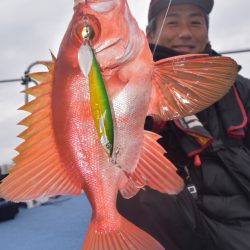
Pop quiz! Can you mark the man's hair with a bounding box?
[148,0,214,22]
[146,18,157,36]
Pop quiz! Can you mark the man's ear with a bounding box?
[146,28,155,43]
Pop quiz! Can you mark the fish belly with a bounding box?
[52,68,121,220]
[112,77,152,172]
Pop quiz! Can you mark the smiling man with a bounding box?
[117,1,250,250]
[148,3,209,54]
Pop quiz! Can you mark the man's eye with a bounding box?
[191,21,201,25]
[167,21,178,25]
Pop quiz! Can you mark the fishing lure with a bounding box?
[78,22,114,157]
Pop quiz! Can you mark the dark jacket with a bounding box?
[117,45,250,250]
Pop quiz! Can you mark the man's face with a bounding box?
[148,4,209,54]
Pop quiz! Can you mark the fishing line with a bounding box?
[152,0,173,56]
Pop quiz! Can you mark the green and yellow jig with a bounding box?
[78,43,114,157]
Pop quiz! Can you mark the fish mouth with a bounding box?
[74,14,122,52]
[83,14,123,53]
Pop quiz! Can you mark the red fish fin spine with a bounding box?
[120,130,184,198]
[0,57,82,202]
[82,215,164,250]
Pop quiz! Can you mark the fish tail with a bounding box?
[82,214,164,250]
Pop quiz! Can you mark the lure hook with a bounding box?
[111,146,121,165]
[82,15,90,43]
[81,15,95,44]
[123,170,147,190]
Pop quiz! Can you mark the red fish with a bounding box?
[0,1,237,249]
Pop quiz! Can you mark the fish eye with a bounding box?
[72,15,101,46]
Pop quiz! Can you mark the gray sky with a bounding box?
[0,0,249,164]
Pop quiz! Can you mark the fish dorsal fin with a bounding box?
[149,54,238,120]
[0,58,82,202]
[120,130,183,199]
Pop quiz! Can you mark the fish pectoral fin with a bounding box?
[0,57,82,202]
[149,54,238,120]
[122,130,184,196]
[83,214,164,250]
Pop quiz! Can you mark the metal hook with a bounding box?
[110,146,121,165]
[81,15,95,44]
[82,15,90,43]
[123,170,147,190]
[131,175,147,190]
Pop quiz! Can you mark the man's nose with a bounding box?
[178,24,193,39]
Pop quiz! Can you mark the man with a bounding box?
[117,1,250,249]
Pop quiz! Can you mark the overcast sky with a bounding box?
[0,0,249,164]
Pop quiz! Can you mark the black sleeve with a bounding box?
[144,116,154,131]
[236,75,250,149]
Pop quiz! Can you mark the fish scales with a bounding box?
[0,1,238,249]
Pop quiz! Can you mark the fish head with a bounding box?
[71,0,145,69]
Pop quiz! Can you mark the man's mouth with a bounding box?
[172,45,195,53]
